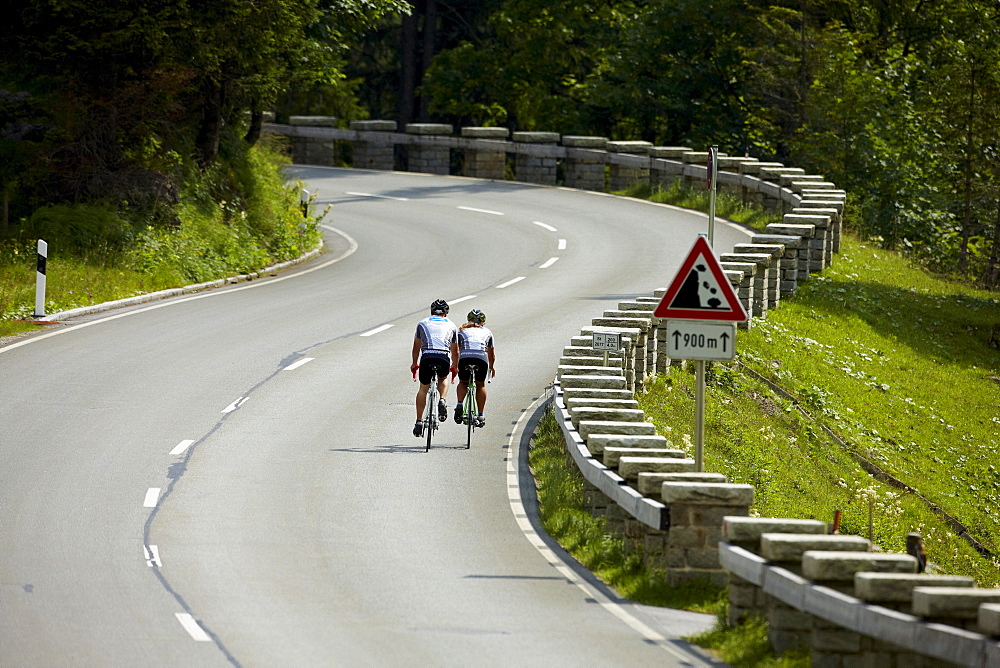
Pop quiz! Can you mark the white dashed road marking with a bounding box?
[175,613,212,642]
[346,191,409,201]
[169,439,195,456]
[558,238,567,250]
[449,295,477,305]
[539,257,559,269]
[144,544,162,568]
[283,357,315,371]
[222,397,248,413]
[496,277,526,289]
[458,206,504,216]
[360,324,394,337]
[532,221,557,232]
[143,488,161,508]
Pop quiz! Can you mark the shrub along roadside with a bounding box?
[0,139,321,338]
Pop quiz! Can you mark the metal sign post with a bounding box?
[707,145,718,246]
[695,146,720,470]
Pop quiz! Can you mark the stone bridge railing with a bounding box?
[270,115,1000,664]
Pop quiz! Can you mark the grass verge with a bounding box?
[637,234,1000,584]
[0,139,322,338]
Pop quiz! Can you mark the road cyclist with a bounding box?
[411,299,459,440]
[453,309,495,432]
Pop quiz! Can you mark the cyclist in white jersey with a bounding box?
[410,299,459,438]
[453,309,495,427]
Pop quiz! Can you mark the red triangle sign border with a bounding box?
[653,236,748,322]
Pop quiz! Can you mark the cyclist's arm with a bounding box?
[488,347,496,376]
[449,339,460,374]
[411,338,422,374]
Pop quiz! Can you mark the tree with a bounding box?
[0,0,406,229]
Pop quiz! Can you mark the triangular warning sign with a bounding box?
[654,236,748,322]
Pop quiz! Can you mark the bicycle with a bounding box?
[457,362,488,450]
[419,368,440,452]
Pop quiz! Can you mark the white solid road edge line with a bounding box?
[539,257,559,269]
[143,488,161,508]
[496,277,526,289]
[505,397,696,662]
[532,221,557,232]
[360,324,394,337]
[283,357,315,371]
[175,613,212,642]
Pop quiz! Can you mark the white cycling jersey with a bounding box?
[458,325,494,363]
[415,316,458,359]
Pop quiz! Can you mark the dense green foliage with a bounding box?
[0,0,405,240]
[342,0,1000,287]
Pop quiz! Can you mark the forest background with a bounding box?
[1,0,998,288]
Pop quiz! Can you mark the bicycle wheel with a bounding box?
[464,365,476,449]
[425,376,437,452]
[465,392,474,449]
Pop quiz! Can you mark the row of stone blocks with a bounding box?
[557,318,755,586]
[720,516,1000,666]
[275,117,848,220]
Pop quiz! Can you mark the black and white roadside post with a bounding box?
[654,234,748,472]
[300,188,311,218]
[34,239,47,318]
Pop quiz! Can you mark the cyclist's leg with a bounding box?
[472,360,488,426]
[415,383,429,421]
[454,360,470,422]
[415,359,438,436]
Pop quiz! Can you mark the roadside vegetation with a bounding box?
[0,140,321,338]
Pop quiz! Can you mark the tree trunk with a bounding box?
[1,187,8,237]
[984,198,1000,288]
[419,0,437,121]
[196,80,224,167]
[957,65,977,273]
[399,3,420,127]
[245,102,263,146]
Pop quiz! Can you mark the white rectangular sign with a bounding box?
[592,331,621,352]
[666,320,736,361]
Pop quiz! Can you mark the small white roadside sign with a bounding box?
[666,320,736,361]
[592,331,621,352]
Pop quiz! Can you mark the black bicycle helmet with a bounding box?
[431,299,449,315]
[467,309,486,324]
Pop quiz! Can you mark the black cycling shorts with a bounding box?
[418,353,450,385]
[458,358,489,383]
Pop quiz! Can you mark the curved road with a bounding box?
[0,168,751,666]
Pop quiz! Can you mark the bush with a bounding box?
[25,203,134,254]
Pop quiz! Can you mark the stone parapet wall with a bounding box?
[264,123,847,248]
[719,521,1000,666]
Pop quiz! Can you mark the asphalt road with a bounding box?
[0,168,752,666]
